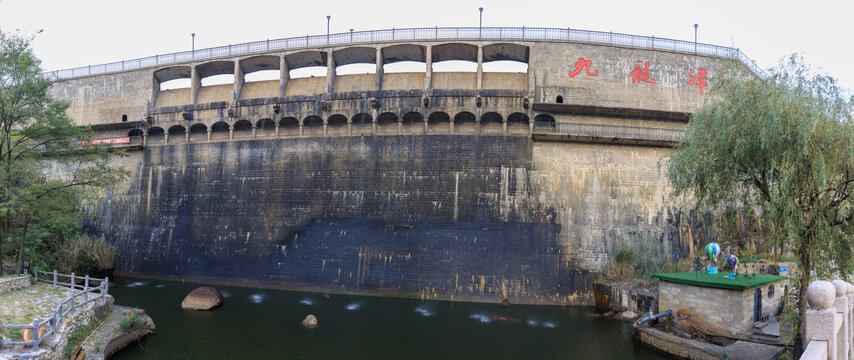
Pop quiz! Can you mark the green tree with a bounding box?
[667,55,854,353]
[0,30,126,274]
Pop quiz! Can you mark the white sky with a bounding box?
[0,0,852,92]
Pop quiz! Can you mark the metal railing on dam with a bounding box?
[48,26,764,80]
[535,122,685,143]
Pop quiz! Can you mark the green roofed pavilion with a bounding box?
[651,271,787,290]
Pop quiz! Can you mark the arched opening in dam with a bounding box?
[210,121,230,141]
[427,112,451,134]
[327,114,349,136]
[256,118,276,137]
[167,125,186,144]
[351,113,373,135]
[189,123,208,142]
[279,117,300,137]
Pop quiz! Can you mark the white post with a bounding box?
[52,270,57,286]
[806,281,840,360]
[84,275,90,291]
[833,281,850,360]
[70,272,75,290]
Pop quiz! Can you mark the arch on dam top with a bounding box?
[401,112,424,134]
[327,114,349,135]
[507,112,531,134]
[480,112,503,134]
[533,114,556,132]
[197,60,235,86]
[482,43,529,63]
[482,43,529,73]
[333,47,377,75]
[427,112,451,134]
[241,55,280,83]
[303,115,324,136]
[210,121,231,140]
[382,44,427,73]
[147,126,165,145]
[376,112,399,135]
[189,123,208,142]
[454,111,477,134]
[256,118,276,137]
[432,43,478,73]
[154,66,192,90]
[279,117,300,137]
[286,51,328,78]
[168,125,187,143]
[233,120,253,139]
[432,43,478,63]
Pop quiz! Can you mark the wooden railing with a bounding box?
[0,269,109,351]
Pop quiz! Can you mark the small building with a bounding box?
[652,271,788,337]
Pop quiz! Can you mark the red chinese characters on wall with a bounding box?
[630,61,656,84]
[568,58,598,77]
[566,57,709,95]
[687,68,708,95]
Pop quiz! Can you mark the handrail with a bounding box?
[46,26,765,80]
[0,268,108,352]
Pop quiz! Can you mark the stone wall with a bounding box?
[0,276,31,295]
[658,279,785,337]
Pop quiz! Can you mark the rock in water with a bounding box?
[302,314,318,329]
[501,299,511,308]
[181,287,223,310]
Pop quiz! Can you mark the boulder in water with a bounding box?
[181,287,223,310]
[302,314,318,329]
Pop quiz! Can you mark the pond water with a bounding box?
[110,278,666,359]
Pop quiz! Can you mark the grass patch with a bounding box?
[62,313,107,359]
[119,311,143,332]
[7,328,23,341]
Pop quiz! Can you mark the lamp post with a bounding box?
[327,15,331,44]
[479,7,484,38]
[191,33,195,59]
[693,24,698,53]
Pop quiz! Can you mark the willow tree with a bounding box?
[667,55,854,351]
[0,31,125,274]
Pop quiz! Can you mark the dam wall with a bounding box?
[55,27,751,304]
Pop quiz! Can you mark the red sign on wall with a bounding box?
[79,137,130,146]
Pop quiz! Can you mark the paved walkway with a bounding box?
[0,282,70,326]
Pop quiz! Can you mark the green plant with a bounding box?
[57,234,117,272]
[62,313,106,359]
[7,328,23,341]
[119,312,143,332]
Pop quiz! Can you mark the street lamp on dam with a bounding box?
[479,7,484,38]
[191,33,195,59]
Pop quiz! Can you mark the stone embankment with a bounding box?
[0,277,31,295]
[0,276,154,360]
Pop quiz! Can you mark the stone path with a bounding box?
[0,282,71,329]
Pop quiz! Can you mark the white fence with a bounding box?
[800,280,854,360]
[0,269,108,351]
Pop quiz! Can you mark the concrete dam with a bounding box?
[51,27,759,305]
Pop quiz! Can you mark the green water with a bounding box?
[110,278,666,359]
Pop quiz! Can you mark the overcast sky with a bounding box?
[1,0,851,92]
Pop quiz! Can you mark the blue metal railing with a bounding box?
[46,26,764,80]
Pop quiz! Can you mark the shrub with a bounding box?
[119,312,143,332]
[58,234,117,272]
